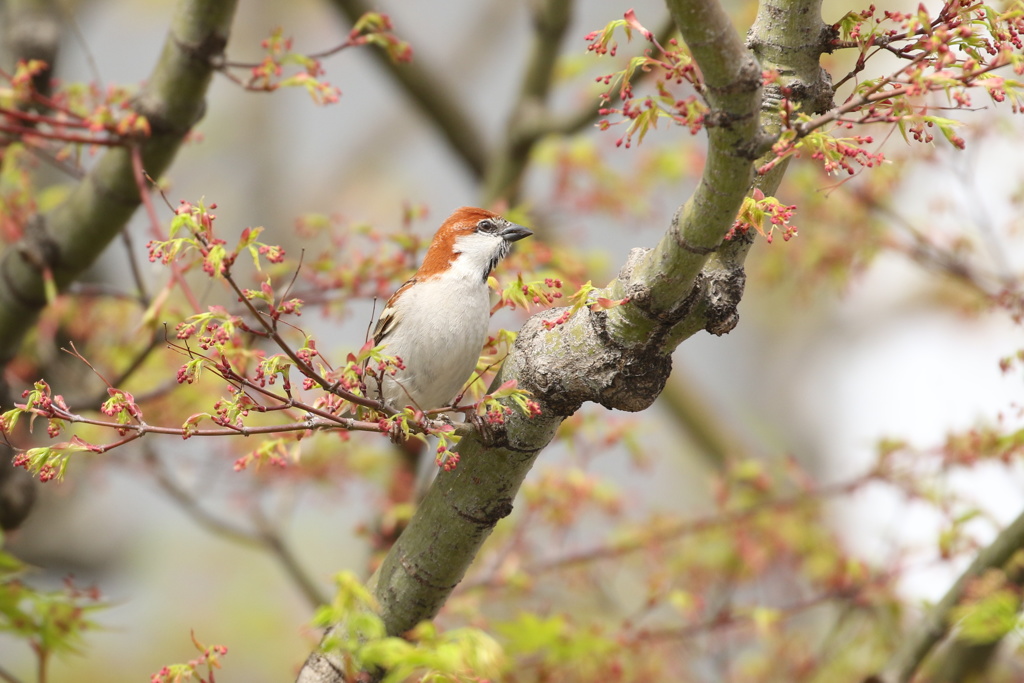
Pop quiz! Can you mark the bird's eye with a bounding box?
[477,219,496,233]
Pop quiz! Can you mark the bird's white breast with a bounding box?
[378,269,491,411]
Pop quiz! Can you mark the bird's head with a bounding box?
[417,207,533,282]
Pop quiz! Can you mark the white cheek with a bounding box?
[449,233,505,280]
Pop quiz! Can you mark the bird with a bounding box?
[369,207,533,414]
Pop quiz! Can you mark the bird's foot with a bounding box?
[387,419,407,444]
[468,411,500,447]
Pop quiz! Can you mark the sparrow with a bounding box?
[370,207,532,413]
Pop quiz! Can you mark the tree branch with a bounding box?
[0,0,238,368]
[598,0,770,348]
[656,372,744,469]
[326,0,488,180]
[481,0,574,205]
[681,0,833,349]
[870,507,1024,683]
[480,9,682,207]
[458,471,875,590]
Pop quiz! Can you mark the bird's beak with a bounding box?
[501,223,533,242]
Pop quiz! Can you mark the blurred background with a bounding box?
[2,0,1023,680]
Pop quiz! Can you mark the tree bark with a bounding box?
[0,0,238,368]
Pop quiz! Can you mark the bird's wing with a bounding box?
[372,278,416,344]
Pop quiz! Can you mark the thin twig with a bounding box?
[19,138,86,179]
[57,0,104,89]
[118,159,152,307]
[797,55,1009,139]
[0,105,97,129]
[120,229,150,307]
[132,150,202,314]
[0,122,121,146]
[212,250,385,413]
[221,37,358,69]
[144,447,259,545]
[33,402,378,439]
[62,337,171,428]
[102,334,163,396]
[871,201,1012,299]
[535,14,677,139]
[830,0,983,57]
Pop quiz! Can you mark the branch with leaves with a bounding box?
[765,0,1024,174]
[1,194,547,479]
[0,0,238,369]
[214,14,411,105]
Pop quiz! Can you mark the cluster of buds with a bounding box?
[525,277,564,306]
[727,189,799,244]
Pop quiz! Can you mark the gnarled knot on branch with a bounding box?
[507,304,672,418]
[507,245,745,419]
